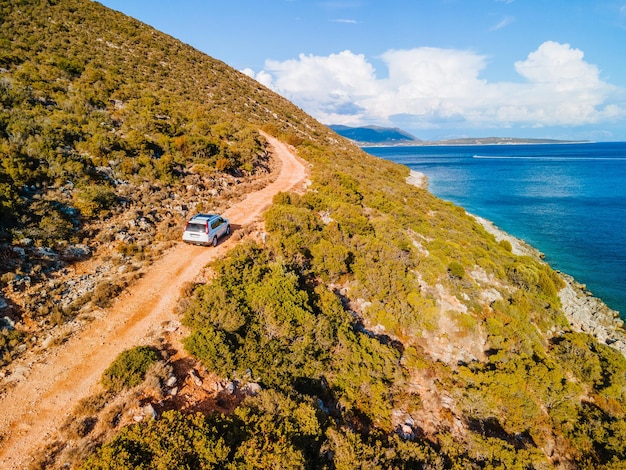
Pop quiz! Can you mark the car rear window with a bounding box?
[186,222,206,233]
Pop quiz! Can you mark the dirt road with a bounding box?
[0,135,307,469]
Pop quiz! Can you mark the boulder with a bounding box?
[1,316,15,330]
[62,244,91,260]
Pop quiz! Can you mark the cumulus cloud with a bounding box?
[248,51,378,125]
[245,41,624,130]
[509,41,621,125]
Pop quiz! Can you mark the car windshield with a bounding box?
[186,222,206,233]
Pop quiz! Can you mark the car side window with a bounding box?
[211,218,223,230]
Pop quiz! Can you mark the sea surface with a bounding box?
[365,142,626,317]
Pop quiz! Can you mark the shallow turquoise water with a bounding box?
[366,142,626,317]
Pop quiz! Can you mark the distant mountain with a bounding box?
[329,125,420,144]
[330,126,586,146]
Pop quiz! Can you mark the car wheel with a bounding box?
[226,224,231,235]
[212,236,218,247]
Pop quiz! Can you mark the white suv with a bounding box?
[182,213,230,246]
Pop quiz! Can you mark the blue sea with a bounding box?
[366,142,626,317]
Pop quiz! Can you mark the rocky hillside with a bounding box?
[2,1,626,469]
[0,0,327,363]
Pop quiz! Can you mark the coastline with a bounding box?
[475,216,626,355]
[362,139,591,148]
[406,172,626,356]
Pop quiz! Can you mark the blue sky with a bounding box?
[97,0,626,141]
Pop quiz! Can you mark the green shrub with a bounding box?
[38,212,74,243]
[83,410,230,469]
[448,261,465,279]
[56,56,85,76]
[73,185,117,218]
[311,239,351,281]
[506,257,563,302]
[324,428,442,470]
[499,239,513,252]
[183,326,235,377]
[231,390,322,466]
[328,328,401,430]
[101,346,159,392]
[0,327,24,366]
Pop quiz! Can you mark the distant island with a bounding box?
[329,125,588,146]
[328,125,421,145]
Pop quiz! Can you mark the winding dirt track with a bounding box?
[0,135,307,469]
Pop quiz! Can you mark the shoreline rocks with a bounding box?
[558,271,626,354]
[472,215,626,355]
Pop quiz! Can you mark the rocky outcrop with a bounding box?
[406,170,428,190]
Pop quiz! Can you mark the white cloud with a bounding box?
[490,15,515,31]
[245,41,625,130]
[247,51,379,125]
[243,68,274,88]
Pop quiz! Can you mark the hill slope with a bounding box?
[2,1,626,468]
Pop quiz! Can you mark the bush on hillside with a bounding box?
[101,346,159,392]
[448,261,465,279]
[499,239,513,252]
